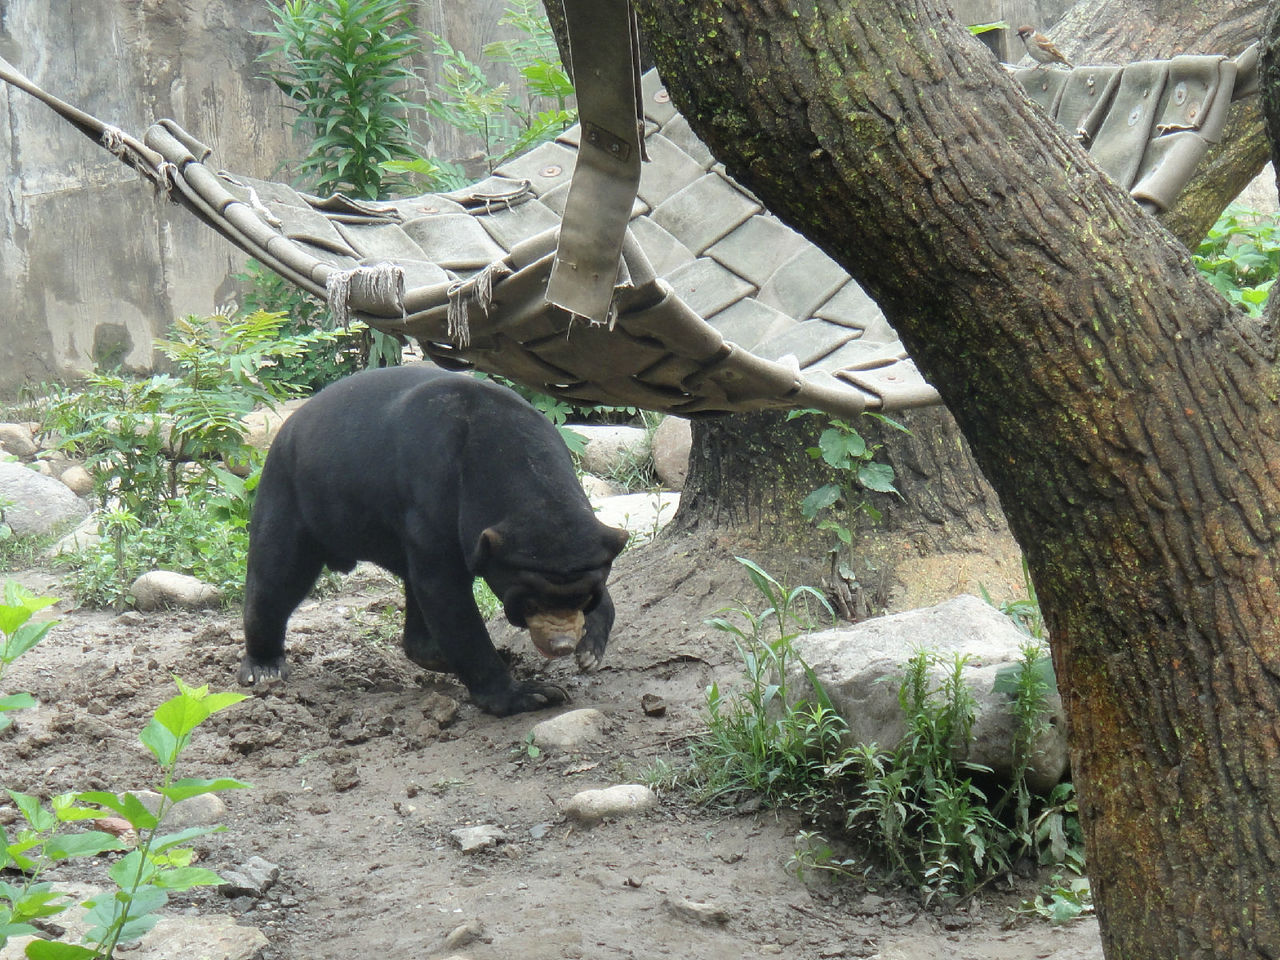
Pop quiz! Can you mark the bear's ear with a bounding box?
[602,524,629,558]
[470,526,504,573]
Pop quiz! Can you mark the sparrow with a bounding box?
[1017,26,1072,69]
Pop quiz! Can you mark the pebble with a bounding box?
[451,824,507,853]
[562,784,657,824]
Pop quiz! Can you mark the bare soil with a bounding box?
[2,531,1103,959]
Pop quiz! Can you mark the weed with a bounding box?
[1008,869,1093,925]
[980,556,1045,640]
[690,560,1083,904]
[1193,203,1280,316]
[1,679,249,956]
[0,583,250,955]
[785,409,908,612]
[0,581,58,733]
[693,559,842,814]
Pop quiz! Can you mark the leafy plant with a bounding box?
[1193,202,1280,316]
[693,559,843,814]
[258,0,425,201]
[0,678,249,957]
[233,260,365,393]
[424,0,575,185]
[981,556,1046,640]
[786,409,908,601]
[0,581,58,733]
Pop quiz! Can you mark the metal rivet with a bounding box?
[1087,75,1096,87]
[540,164,563,177]
[1174,82,1188,104]
[1128,105,1143,126]
[419,205,438,214]
[654,88,670,104]
[1188,104,1199,119]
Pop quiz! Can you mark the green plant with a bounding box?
[692,558,843,813]
[424,0,575,185]
[0,678,249,957]
[0,581,58,733]
[981,556,1046,640]
[785,409,908,593]
[1193,202,1280,316]
[65,492,251,609]
[258,0,425,201]
[689,562,1080,903]
[1009,868,1093,925]
[233,260,365,393]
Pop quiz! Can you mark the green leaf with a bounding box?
[44,831,125,860]
[161,777,252,804]
[0,693,36,712]
[857,461,898,495]
[800,484,841,520]
[152,865,226,890]
[23,942,101,959]
[149,825,224,854]
[992,655,1057,696]
[8,792,54,833]
[139,717,182,767]
[74,791,159,832]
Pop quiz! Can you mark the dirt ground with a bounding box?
[2,530,1104,960]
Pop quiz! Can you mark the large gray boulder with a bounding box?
[789,594,1068,792]
[0,460,89,536]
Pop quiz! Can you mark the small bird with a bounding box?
[1017,25,1072,69]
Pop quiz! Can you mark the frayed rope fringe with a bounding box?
[325,262,405,329]
[446,262,504,348]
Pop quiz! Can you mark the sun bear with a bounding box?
[238,365,629,716]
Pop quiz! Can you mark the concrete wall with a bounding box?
[953,0,1073,64]
[0,0,297,392]
[0,0,516,396]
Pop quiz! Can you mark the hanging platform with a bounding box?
[0,35,1258,419]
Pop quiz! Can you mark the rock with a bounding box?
[563,784,657,824]
[133,789,228,829]
[650,416,691,490]
[443,919,485,949]
[789,594,1068,792]
[580,474,620,499]
[590,492,680,541]
[0,461,90,536]
[640,693,666,717]
[218,855,281,898]
[666,896,731,925]
[130,571,221,611]
[48,515,101,557]
[451,824,507,853]
[133,914,269,959]
[58,464,94,497]
[530,708,607,752]
[0,423,38,459]
[241,398,307,451]
[573,424,650,477]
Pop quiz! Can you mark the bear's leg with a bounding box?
[574,586,616,672]
[402,586,450,672]
[239,519,326,684]
[407,560,568,716]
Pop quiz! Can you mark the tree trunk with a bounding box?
[633,0,1280,957]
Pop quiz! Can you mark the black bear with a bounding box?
[238,365,629,716]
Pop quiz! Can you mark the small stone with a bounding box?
[130,570,221,611]
[444,920,485,949]
[133,789,227,829]
[58,465,93,497]
[666,896,730,925]
[451,824,507,853]
[331,764,360,792]
[530,708,607,752]
[640,693,666,717]
[562,784,657,824]
[0,423,38,459]
[218,856,281,898]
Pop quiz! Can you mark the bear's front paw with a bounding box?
[238,655,291,685]
[471,679,568,716]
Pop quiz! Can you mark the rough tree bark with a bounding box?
[631,0,1280,957]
